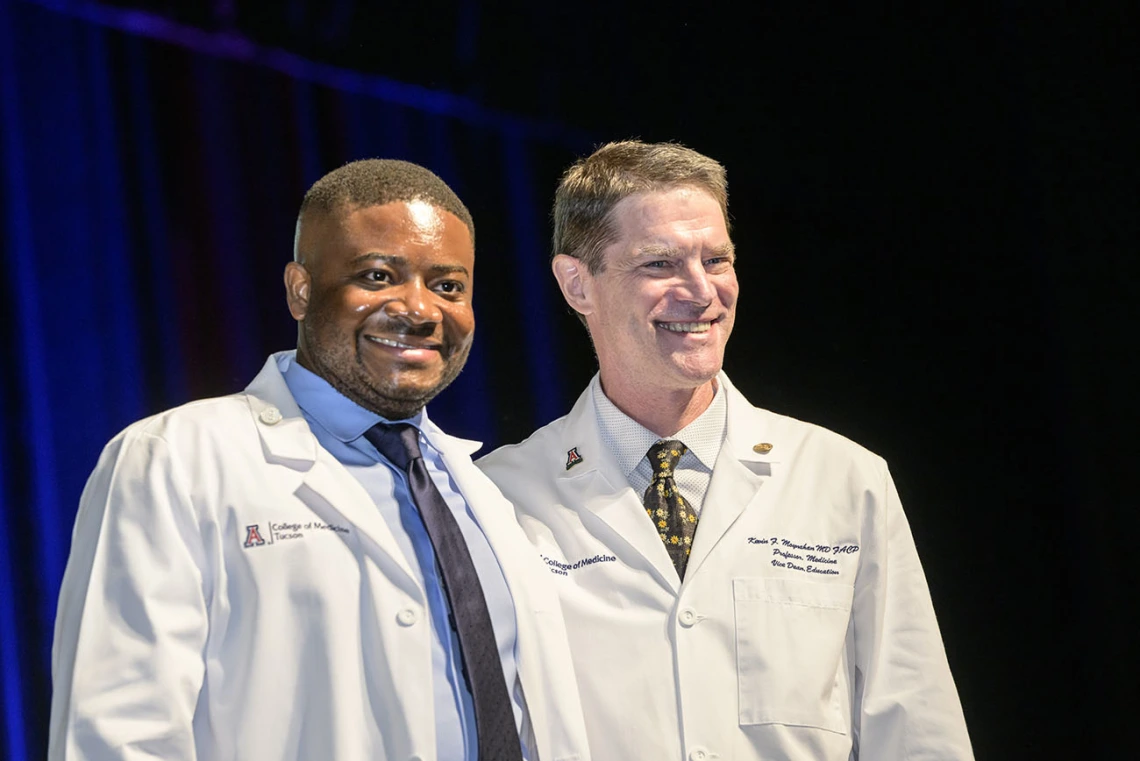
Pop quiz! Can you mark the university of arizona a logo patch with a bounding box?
[243,524,266,548]
[565,447,584,470]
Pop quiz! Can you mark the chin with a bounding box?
[683,371,722,392]
[374,377,445,403]
[382,364,464,404]
[367,358,445,384]
[667,355,723,381]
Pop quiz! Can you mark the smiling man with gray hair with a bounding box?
[479,140,972,761]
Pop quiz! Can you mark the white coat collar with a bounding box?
[720,373,783,466]
[551,375,637,485]
[555,372,782,474]
[241,354,425,591]
[241,353,498,593]
[541,378,674,590]
[242,353,320,466]
[553,372,784,589]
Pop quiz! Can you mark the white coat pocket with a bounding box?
[733,576,852,734]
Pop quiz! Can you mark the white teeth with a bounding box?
[659,321,712,333]
[368,336,433,350]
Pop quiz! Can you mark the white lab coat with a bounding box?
[50,356,590,761]
[478,373,972,761]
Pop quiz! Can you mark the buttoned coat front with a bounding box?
[50,356,590,761]
[478,373,972,761]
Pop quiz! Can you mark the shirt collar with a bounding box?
[592,375,727,477]
[277,350,429,445]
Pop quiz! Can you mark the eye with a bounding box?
[434,280,466,295]
[644,260,672,270]
[358,269,394,286]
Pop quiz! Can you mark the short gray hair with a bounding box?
[552,140,728,274]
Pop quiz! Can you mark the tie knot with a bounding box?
[364,422,423,471]
[648,439,687,480]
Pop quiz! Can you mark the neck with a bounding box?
[598,374,717,438]
[294,346,426,421]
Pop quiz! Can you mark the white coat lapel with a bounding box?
[435,431,542,614]
[686,375,780,579]
[430,431,529,582]
[294,457,423,597]
[439,436,553,742]
[557,382,681,594]
[449,438,592,761]
[242,357,421,593]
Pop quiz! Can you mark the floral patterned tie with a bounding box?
[644,439,699,579]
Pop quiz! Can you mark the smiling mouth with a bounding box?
[365,335,442,352]
[657,320,714,334]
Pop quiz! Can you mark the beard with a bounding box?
[298,318,472,421]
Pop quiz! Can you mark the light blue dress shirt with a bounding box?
[278,351,525,760]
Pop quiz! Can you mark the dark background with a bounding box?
[1,0,1133,758]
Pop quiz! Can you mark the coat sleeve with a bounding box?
[49,427,210,760]
[850,464,974,760]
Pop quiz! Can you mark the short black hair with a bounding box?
[299,158,474,242]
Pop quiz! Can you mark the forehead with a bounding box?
[338,200,469,243]
[609,186,728,243]
[307,200,474,265]
[600,187,730,266]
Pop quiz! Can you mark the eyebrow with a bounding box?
[349,253,470,277]
[635,242,736,259]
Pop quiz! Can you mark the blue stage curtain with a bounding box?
[0,2,588,757]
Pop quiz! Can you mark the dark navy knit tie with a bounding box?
[364,422,522,761]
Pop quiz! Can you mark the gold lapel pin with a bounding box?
[752,443,774,454]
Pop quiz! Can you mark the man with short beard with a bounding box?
[49,159,590,761]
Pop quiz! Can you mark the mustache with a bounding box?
[369,317,438,339]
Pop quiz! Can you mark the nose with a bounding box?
[676,260,717,306]
[384,279,442,324]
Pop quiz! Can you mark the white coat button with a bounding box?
[396,608,418,626]
[688,749,709,761]
[259,407,282,425]
[679,608,697,627]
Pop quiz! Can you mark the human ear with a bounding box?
[551,254,594,317]
[284,262,311,321]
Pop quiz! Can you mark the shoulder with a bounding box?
[477,410,573,476]
[95,393,264,472]
[479,379,601,476]
[723,375,889,474]
[116,355,295,450]
[76,393,269,525]
[132,393,255,441]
